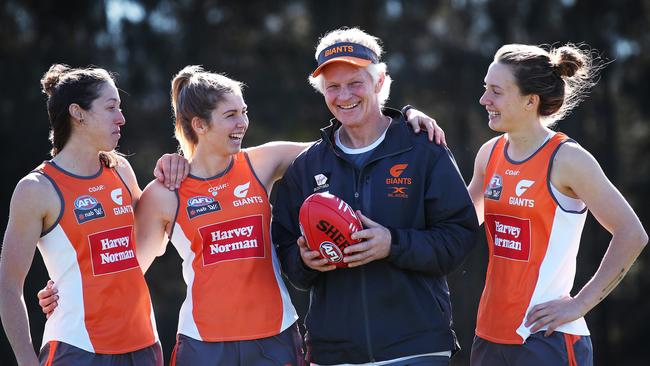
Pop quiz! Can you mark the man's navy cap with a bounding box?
[312,42,379,77]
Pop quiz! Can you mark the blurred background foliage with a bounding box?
[1,0,648,365]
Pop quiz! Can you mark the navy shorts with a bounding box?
[39,341,163,366]
[470,332,593,366]
[170,324,305,366]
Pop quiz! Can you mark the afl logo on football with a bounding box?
[319,242,343,263]
[188,196,214,207]
[75,195,99,210]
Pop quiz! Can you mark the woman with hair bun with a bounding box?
[467,44,647,366]
[0,64,163,365]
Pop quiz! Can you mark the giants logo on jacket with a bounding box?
[386,163,411,198]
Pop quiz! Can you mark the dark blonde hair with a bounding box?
[494,43,605,125]
[170,65,244,158]
[41,64,120,167]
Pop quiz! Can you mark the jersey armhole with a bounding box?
[169,189,181,238]
[33,171,65,237]
[546,140,588,214]
[113,167,134,201]
[482,137,504,188]
[243,151,270,198]
[485,136,504,168]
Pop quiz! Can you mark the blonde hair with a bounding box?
[170,65,244,158]
[308,27,393,107]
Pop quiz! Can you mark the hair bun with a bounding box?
[552,47,585,78]
[40,64,72,96]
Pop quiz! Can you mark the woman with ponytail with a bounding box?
[467,44,647,366]
[130,65,309,365]
[0,64,163,365]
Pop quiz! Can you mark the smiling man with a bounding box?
[272,27,480,366]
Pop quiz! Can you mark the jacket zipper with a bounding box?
[351,167,375,361]
[337,137,413,363]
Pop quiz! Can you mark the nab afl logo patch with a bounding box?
[485,174,503,200]
[74,195,105,224]
[75,195,98,210]
[187,195,221,219]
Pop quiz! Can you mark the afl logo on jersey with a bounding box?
[74,195,105,224]
[187,196,221,219]
[188,196,215,207]
[485,174,503,200]
[75,195,99,210]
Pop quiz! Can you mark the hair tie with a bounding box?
[552,64,563,78]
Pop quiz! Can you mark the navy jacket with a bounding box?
[271,108,479,365]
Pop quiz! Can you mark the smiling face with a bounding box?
[80,81,125,151]
[200,92,248,156]
[321,62,383,128]
[479,62,533,133]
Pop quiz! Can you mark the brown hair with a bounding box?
[494,43,605,125]
[41,64,120,167]
[170,65,244,159]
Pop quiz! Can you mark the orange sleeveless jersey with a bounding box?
[36,162,157,354]
[171,151,297,342]
[476,133,590,344]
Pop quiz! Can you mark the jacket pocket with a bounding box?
[416,274,446,317]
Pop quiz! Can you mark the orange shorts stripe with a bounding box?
[44,341,59,366]
[169,336,179,366]
[564,333,581,366]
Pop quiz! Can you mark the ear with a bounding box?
[191,116,208,135]
[68,103,84,122]
[374,72,385,94]
[524,94,539,111]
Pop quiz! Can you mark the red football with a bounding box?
[299,192,363,267]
